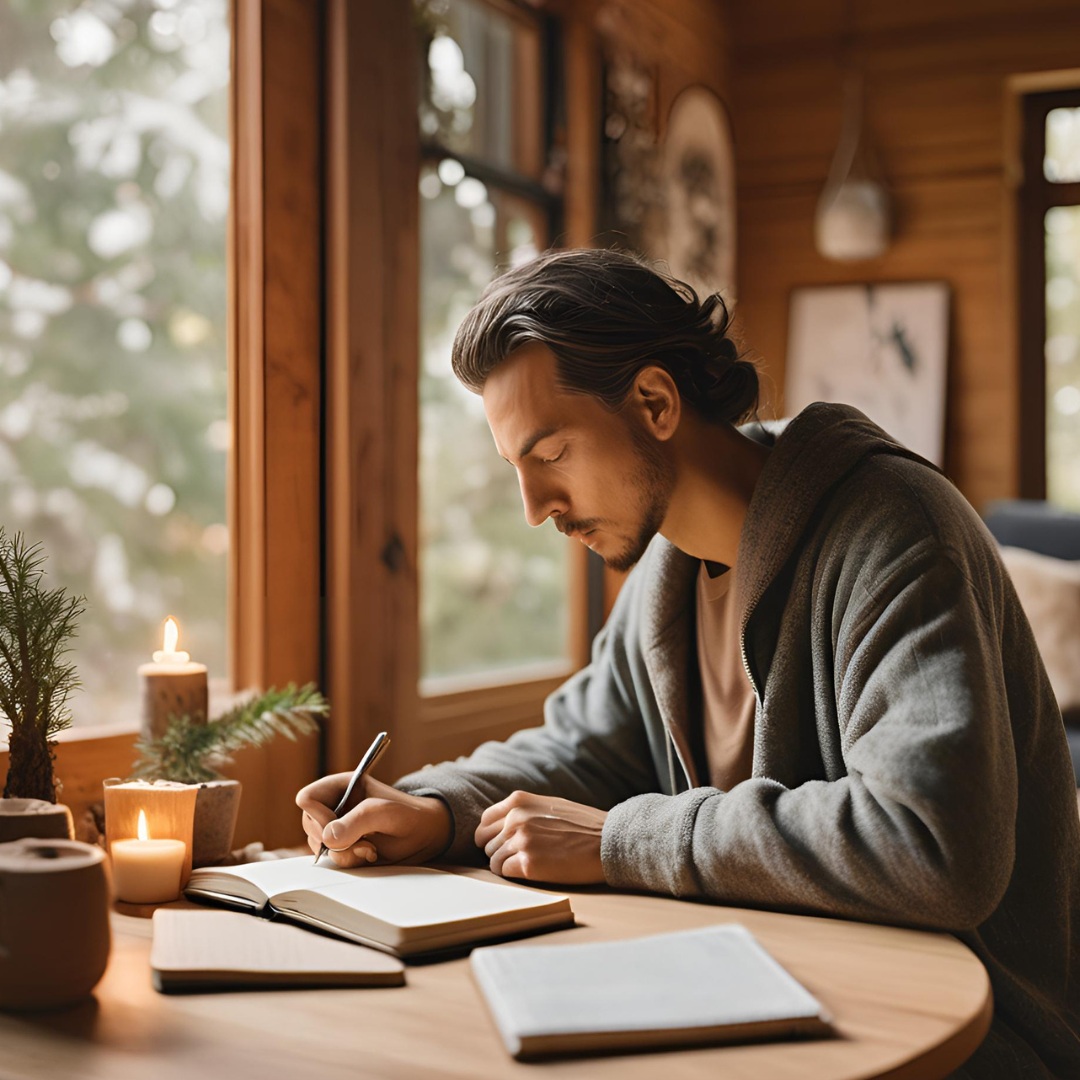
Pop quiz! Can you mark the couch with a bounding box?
[983,499,1080,786]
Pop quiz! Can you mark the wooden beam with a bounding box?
[229,0,322,847]
[325,0,421,779]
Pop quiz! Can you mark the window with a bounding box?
[0,0,323,854]
[324,0,597,779]
[0,0,231,727]
[416,0,572,688]
[1018,89,1080,507]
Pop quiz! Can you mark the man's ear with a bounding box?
[632,366,681,441]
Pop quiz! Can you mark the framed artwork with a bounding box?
[598,46,660,253]
[651,85,737,300]
[785,282,951,466]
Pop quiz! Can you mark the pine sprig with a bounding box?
[131,683,329,784]
[0,527,85,762]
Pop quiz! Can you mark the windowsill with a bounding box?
[419,659,573,700]
[0,720,140,754]
[0,684,250,753]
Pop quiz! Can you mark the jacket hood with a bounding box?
[735,402,938,632]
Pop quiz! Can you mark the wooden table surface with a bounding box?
[0,868,992,1080]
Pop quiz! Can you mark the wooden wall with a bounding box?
[731,0,1080,510]
[588,0,732,116]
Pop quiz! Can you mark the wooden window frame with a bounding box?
[325,0,603,781]
[1017,83,1080,500]
[0,0,324,852]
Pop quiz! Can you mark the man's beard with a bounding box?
[604,426,675,574]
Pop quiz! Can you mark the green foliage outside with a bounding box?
[1045,205,1080,512]
[417,0,570,682]
[0,0,230,725]
[419,182,569,682]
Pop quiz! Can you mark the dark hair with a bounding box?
[451,248,758,425]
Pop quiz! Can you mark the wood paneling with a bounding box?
[594,0,731,95]
[732,0,1080,510]
[734,0,1080,50]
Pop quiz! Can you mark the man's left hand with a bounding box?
[474,791,607,885]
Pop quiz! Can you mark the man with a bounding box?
[297,248,1080,1076]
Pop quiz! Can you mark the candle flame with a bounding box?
[152,615,190,664]
[137,809,150,841]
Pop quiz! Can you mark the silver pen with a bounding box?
[314,731,391,864]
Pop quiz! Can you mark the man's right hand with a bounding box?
[295,774,453,869]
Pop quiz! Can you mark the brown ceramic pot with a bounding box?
[0,798,74,844]
[0,839,111,1010]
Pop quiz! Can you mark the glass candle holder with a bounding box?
[103,779,198,899]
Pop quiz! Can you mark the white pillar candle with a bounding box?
[110,811,186,904]
[138,616,208,739]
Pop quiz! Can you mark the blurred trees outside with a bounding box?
[0,0,229,726]
[419,179,569,681]
[417,0,570,683]
[1046,201,1080,512]
[1044,105,1080,512]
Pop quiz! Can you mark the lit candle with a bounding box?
[103,778,198,888]
[138,616,208,739]
[110,810,186,904]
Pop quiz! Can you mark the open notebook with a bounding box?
[470,923,833,1059]
[151,909,405,991]
[184,857,574,959]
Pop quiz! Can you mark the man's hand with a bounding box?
[474,791,607,885]
[296,774,452,869]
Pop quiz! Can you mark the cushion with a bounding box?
[999,546,1080,719]
[985,500,1080,561]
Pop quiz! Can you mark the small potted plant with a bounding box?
[129,684,328,866]
[0,529,86,843]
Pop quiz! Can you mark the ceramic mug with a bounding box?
[0,839,112,1010]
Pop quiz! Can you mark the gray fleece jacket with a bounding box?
[397,402,1080,1077]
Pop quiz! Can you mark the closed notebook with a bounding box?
[150,909,405,991]
[470,923,833,1059]
[184,857,574,959]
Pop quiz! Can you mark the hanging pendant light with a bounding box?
[815,73,890,262]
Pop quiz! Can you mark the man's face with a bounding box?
[482,343,675,573]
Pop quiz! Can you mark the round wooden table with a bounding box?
[0,870,992,1080]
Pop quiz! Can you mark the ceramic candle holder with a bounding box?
[103,779,198,889]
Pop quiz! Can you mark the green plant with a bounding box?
[0,528,86,802]
[130,683,329,785]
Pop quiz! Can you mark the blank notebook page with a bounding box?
[305,868,563,928]
[210,859,566,927]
